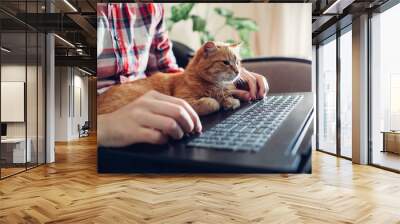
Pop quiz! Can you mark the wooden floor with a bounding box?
[1,167,26,178]
[372,150,400,171]
[1,135,400,224]
[1,163,44,178]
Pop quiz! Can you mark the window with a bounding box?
[316,26,353,159]
[370,2,400,171]
[317,37,337,154]
[340,29,352,158]
[0,1,47,179]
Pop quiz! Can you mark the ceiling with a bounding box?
[0,0,395,71]
[311,0,391,43]
[0,0,96,73]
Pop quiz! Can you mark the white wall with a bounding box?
[1,63,46,164]
[55,67,69,141]
[165,3,311,60]
[312,45,317,150]
[54,67,89,141]
[1,65,25,135]
[1,82,25,122]
[1,65,42,137]
[1,65,26,140]
[71,73,89,138]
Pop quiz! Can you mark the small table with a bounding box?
[381,131,400,155]
[1,138,31,164]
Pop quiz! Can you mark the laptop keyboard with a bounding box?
[187,95,303,152]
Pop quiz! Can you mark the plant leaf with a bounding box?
[238,29,250,43]
[240,47,252,58]
[226,17,258,31]
[237,18,258,31]
[200,34,207,45]
[191,15,206,32]
[166,19,174,31]
[206,31,215,41]
[170,3,195,22]
[170,6,178,22]
[200,31,214,45]
[225,39,236,44]
[214,7,233,18]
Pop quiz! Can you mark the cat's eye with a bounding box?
[222,60,230,65]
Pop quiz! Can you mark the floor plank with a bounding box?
[1,135,400,224]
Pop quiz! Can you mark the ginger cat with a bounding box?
[98,41,242,116]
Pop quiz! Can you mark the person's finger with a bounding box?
[139,112,184,140]
[254,74,267,99]
[230,89,251,102]
[242,72,257,100]
[178,100,202,133]
[265,79,270,95]
[138,127,168,144]
[150,92,202,133]
[143,98,194,134]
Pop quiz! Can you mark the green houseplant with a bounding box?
[166,3,258,58]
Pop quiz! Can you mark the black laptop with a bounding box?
[98,92,314,173]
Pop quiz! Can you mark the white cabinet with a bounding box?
[1,138,32,163]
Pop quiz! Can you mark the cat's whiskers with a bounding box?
[232,74,241,82]
[220,81,234,87]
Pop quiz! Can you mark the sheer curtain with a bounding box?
[254,3,311,60]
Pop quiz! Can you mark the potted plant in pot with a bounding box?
[166,3,259,58]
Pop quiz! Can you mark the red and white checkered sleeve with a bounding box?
[146,5,183,75]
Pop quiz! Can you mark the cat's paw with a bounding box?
[196,97,220,115]
[222,97,240,110]
[201,97,220,111]
[225,83,237,92]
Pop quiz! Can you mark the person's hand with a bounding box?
[98,90,202,147]
[231,67,269,101]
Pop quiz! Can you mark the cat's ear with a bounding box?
[229,42,242,56]
[203,41,217,57]
[229,42,242,48]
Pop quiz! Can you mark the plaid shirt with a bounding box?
[97,3,182,92]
